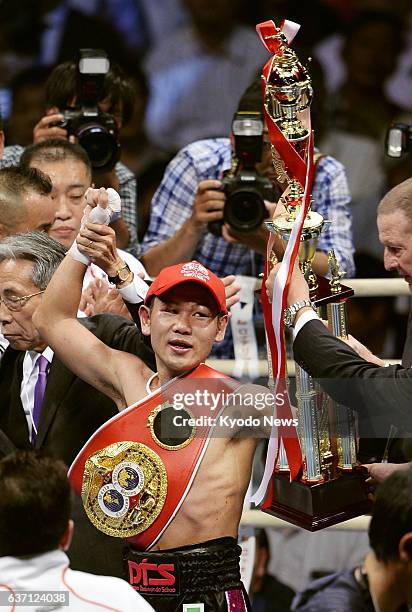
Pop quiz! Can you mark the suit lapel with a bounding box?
[402,308,412,368]
[0,349,31,448]
[36,358,75,447]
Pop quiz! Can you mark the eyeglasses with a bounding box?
[0,291,45,312]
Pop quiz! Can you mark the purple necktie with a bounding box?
[31,355,49,444]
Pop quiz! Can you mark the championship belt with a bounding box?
[69,364,238,550]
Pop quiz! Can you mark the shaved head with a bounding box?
[0,166,54,238]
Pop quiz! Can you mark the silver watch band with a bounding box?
[284,299,314,327]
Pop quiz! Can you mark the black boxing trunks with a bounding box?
[125,536,251,612]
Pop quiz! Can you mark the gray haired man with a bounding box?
[0,165,57,356]
[0,231,154,577]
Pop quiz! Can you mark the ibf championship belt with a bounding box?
[68,364,238,551]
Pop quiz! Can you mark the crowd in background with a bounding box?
[1,0,411,357]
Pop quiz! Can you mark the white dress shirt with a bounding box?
[0,549,154,611]
[0,334,8,359]
[293,309,320,340]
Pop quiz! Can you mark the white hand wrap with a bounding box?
[68,188,122,265]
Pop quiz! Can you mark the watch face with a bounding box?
[118,266,131,282]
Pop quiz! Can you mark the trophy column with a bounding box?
[267,209,331,484]
[326,251,357,472]
[264,222,371,528]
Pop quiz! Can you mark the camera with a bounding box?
[386,123,412,158]
[58,49,120,172]
[208,112,275,236]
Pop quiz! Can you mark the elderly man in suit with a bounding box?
[0,165,57,357]
[0,231,155,577]
[266,177,412,485]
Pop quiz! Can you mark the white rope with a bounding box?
[252,276,411,297]
[206,358,401,377]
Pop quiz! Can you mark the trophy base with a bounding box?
[313,275,354,307]
[262,471,372,531]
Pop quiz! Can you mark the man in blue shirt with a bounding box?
[141,82,355,357]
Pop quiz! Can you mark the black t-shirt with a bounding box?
[252,573,295,612]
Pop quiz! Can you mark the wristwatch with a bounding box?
[108,262,132,286]
[283,299,315,328]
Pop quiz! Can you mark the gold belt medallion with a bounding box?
[82,441,167,537]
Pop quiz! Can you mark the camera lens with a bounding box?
[76,124,119,171]
[224,190,266,232]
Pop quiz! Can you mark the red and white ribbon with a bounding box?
[251,19,314,506]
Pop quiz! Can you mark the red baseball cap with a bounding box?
[145,261,227,314]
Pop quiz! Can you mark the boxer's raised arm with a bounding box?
[35,187,132,407]
[34,253,127,407]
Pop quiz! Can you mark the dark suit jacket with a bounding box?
[293,319,412,435]
[0,313,156,577]
[0,313,155,465]
[0,429,15,458]
[402,310,412,368]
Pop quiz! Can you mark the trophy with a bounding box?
[264,38,312,142]
[257,20,371,529]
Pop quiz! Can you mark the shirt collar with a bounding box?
[24,347,54,372]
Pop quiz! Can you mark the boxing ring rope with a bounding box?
[207,358,402,377]
[336,277,411,297]
[207,277,408,376]
[250,276,410,297]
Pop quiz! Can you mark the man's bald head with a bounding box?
[377,177,412,229]
[377,178,412,286]
[0,166,54,238]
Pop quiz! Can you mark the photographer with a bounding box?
[141,80,354,357]
[31,54,138,253]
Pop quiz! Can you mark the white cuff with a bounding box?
[68,188,122,267]
[67,242,89,266]
[293,309,320,340]
[118,274,149,304]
